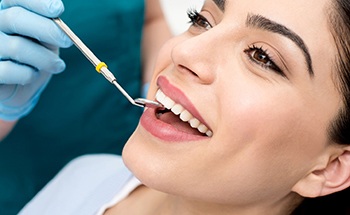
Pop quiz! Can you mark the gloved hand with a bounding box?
[0,0,73,121]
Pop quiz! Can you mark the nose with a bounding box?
[171,31,220,85]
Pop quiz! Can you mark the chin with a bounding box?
[123,126,158,185]
[122,126,177,195]
[122,126,142,171]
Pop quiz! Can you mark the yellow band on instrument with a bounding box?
[96,62,107,73]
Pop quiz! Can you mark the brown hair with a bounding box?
[328,0,350,145]
[293,1,350,214]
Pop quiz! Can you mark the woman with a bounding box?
[20,0,350,214]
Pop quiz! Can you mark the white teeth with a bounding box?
[155,89,213,137]
[189,118,200,128]
[163,97,175,109]
[180,110,192,122]
[156,90,166,101]
[206,130,213,137]
[171,104,184,115]
[198,124,209,133]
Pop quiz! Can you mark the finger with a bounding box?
[0,7,72,48]
[0,0,64,18]
[0,61,39,85]
[0,33,66,75]
[4,71,51,108]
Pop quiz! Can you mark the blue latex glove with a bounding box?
[0,0,73,121]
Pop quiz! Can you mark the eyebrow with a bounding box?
[246,14,314,77]
[213,0,226,11]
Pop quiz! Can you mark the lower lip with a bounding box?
[140,108,208,142]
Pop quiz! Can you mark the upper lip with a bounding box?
[156,76,210,130]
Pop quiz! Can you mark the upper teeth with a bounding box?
[155,89,213,137]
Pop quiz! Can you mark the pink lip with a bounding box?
[139,76,210,142]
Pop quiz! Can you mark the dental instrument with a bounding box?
[52,17,162,109]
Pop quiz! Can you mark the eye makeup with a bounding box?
[187,8,213,30]
[244,44,285,77]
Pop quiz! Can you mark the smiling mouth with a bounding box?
[155,89,213,137]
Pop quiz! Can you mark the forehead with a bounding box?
[209,0,331,22]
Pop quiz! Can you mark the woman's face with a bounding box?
[124,0,341,206]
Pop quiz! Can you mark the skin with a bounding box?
[120,0,350,214]
[0,120,15,140]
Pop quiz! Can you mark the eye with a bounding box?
[187,9,212,30]
[244,45,285,77]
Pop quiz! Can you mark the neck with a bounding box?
[106,186,301,215]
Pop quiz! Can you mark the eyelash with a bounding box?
[244,45,285,77]
[187,9,285,77]
[187,9,212,30]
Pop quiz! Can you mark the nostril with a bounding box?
[178,64,199,77]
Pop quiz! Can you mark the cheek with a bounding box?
[216,74,322,149]
[198,93,323,201]
[216,82,298,144]
[214,82,326,181]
